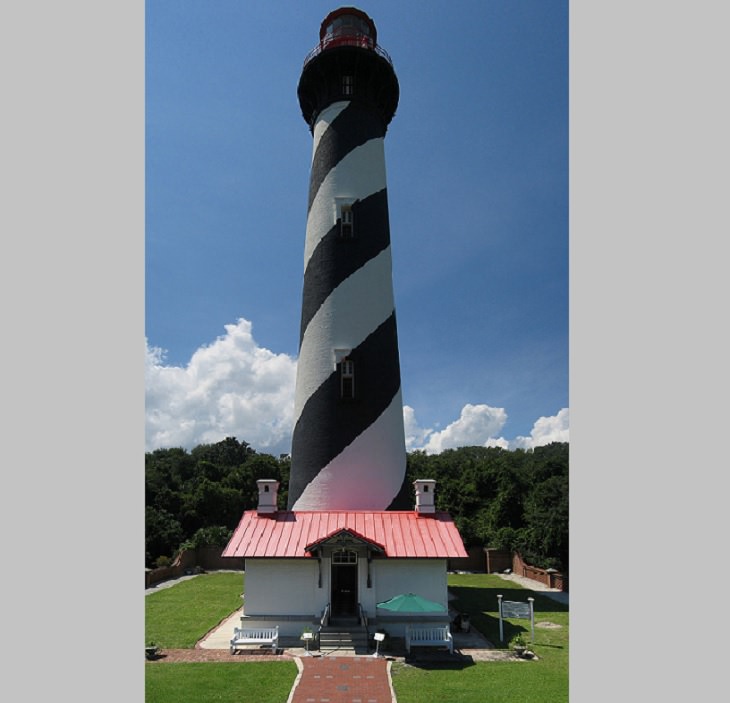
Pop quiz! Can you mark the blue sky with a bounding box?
[145,0,569,455]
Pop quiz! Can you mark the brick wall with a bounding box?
[512,552,568,591]
[484,548,512,574]
[466,548,568,592]
[145,546,244,588]
[146,564,182,588]
[447,545,488,572]
[196,545,245,571]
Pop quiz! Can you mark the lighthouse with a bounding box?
[223,9,468,638]
[288,7,407,511]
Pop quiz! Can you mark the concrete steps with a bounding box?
[318,624,370,655]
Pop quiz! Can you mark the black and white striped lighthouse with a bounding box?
[288,7,408,511]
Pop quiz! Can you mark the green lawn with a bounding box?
[391,574,569,703]
[447,573,569,654]
[145,571,244,648]
[145,571,568,702]
[146,662,298,703]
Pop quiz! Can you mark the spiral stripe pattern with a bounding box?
[288,100,407,510]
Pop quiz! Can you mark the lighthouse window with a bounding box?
[340,205,354,238]
[342,75,354,96]
[340,358,355,400]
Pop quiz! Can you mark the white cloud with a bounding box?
[510,408,570,450]
[403,405,432,451]
[403,403,508,454]
[403,404,569,454]
[145,318,296,454]
[146,321,569,457]
[423,403,508,453]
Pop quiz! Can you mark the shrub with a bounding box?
[178,525,233,553]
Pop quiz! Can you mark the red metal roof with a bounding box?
[222,510,468,559]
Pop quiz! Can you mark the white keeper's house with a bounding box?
[222,478,467,638]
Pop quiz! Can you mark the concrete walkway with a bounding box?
[496,572,569,605]
[197,608,497,655]
[198,609,243,650]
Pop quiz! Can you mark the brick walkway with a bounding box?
[288,656,394,703]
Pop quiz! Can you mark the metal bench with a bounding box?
[405,624,454,654]
[229,626,279,654]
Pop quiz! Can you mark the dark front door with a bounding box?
[331,563,358,617]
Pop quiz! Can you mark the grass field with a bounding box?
[391,573,569,703]
[145,571,244,648]
[145,571,568,702]
[146,662,298,703]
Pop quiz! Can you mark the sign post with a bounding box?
[301,631,314,656]
[497,594,535,642]
[373,631,385,658]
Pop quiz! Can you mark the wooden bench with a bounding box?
[229,626,279,654]
[405,624,454,654]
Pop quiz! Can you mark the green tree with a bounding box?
[145,506,184,567]
[179,525,234,551]
[522,473,569,571]
[146,438,569,574]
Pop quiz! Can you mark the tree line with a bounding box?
[146,437,568,573]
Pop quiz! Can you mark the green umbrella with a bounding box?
[376,593,446,613]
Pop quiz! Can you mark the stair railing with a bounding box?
[316,602,330,649]
[319,602,330,629]
[358,602,370,646]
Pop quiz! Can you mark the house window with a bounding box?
[340,358,354,400]
[340,205,353,238]
[333,549,357,564]
[342,75,354,96]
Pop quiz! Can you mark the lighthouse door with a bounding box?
[331,550,358,618]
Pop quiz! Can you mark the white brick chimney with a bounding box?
[413,479,437,515]
[256,479,280,515]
